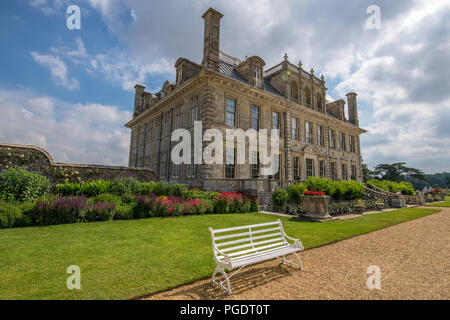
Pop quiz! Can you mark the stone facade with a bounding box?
[125,8,366,196]
[0,143,158,184]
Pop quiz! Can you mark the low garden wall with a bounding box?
[0,143,158,184]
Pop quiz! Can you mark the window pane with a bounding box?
[226,98,236,112]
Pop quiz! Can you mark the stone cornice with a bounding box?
[125,67,367,134]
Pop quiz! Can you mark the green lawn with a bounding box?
[0,207,440,300]
[425,196,450,207]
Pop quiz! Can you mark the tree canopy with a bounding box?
[372,162,427,182]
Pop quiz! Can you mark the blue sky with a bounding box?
[0,0,449,173]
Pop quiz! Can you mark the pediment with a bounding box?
[301,145,321,154]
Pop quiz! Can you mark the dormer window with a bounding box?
[254,66,262,87]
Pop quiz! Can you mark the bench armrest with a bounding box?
[283,231,304,250]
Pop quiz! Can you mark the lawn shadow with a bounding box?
[148,262,295,300]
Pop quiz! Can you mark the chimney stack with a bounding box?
[133,84,145,117]
[202,8,223,71]
[346,92,359,126]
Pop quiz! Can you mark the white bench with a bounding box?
[208,219,304,295]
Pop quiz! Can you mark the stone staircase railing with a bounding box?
[363,184,424,206]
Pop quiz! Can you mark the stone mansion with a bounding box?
[125,8,366,194]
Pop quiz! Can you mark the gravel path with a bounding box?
[145,207,449,300]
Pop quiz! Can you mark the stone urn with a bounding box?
[299,195,332,222]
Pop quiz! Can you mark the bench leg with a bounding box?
[279,253,303,270]
[211,266,231,295]
[294,252,303,270]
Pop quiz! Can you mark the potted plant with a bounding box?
[299,190,332,221]
[354,199,365,214]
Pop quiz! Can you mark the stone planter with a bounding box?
[376,202,384,211]
[299,195,332,222]
[391,196,406,208]
[354,204,365,214]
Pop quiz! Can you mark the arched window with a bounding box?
[316,93,322,110]
[304,87,311,106]
[290,81,298,102]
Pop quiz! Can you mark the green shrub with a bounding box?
[0,168,51,202]
[398,181,415,195]
[110,177,141,196]
[183,189,220,200]
[55,180,111,197]
[287,184,307,204]
[139,181,157,195]
[169,184,188,197]
[91,193,122,206]
[121,192,135,204]
[114,204,135,220]
[304,177,336,196]
[272,188,288,209]
[340,180,364,200]
[0,203,32,228]
[152,181,171,196]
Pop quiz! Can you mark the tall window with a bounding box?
[164,113,170,136]
[293,157,300,181]
[351,165,357,180]
[273,112,280,136]
[251,105,260,130]
[349,136,355,153]
[273,155,281,180]
[174,106,182,129]
[251,151,260,179]
[316,93,322,110]
[305,87,311,106]
[172,163,179,179]
[342,164,347,180]
[226,98,236,126]
[254,67,262,87]
[305,121,313,144]
[290,81,298,102]
[191,96,199,126]
[329,129,335,148]
[188,152,195,178]
[340,133,346,151]
[306,159,314,178]
[291,118,297,140]
[317,125,324,146]
[225,147,236,179]
[330,162,337,180]
[319,160,325,178]
[160,154,167,179]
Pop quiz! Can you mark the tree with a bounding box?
[372,162,427,182]
[361,163,374,182]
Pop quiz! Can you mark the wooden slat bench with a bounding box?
[208,219,304,295]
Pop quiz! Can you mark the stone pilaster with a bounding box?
[200,85,216,180]
[284,111,292,180]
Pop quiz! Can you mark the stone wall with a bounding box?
[0,143,158,184]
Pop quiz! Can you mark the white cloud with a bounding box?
[0,87,131,165]
[30,52,79,90]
